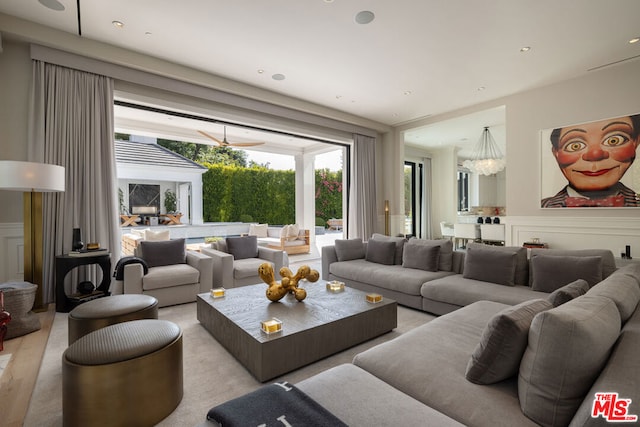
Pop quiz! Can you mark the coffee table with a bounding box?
[196,282,397,382]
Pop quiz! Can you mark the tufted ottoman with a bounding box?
[68,294,158,345]
[0,282,40,339]
[62,319,183,427]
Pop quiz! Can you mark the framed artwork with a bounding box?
[540,113,640,208]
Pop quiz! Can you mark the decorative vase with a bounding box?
[77,281,95,295]
[72,228,84,251]
[0,291,11,352]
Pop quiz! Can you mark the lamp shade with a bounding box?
[0,160,65,192]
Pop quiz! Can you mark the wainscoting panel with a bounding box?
[506,216,640,259]
[0,223,24,282]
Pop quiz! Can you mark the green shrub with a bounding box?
[239,214,254,223]
[315,217,326,227]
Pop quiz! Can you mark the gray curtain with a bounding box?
[29,61,119,305]
[348,134,376,239]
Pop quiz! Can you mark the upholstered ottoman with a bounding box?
[62,319,183,427]
[68,294,158,345]
[0,282,40,339]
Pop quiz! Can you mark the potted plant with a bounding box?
[164,189,177,213]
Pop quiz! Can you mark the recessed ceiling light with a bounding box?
[112,20,124,28]
[630,37,640,44]
[404,91,412,96]
[144,31,152,36]
[477,86,486,91]
[520,46,531,52]
[324,0,334,2]
[38,0,64,11]
[272,73,286,81]
[355,10,375,24]
[335,95,342,99]
[257,69,264,74]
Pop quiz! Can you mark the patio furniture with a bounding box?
[119,214,140,227]
[327,218,343,230]
[160,213,183,225]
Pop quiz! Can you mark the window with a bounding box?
[458,169,470,212]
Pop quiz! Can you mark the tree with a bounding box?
[198,146,248,167]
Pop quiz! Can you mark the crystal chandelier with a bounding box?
[462,126,506,175]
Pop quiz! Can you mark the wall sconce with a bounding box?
[384,200,390,236]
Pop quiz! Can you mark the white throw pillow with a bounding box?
[280,224,300,241]
[144,229,171,241]
[249,223,268,238]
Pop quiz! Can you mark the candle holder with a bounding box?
[210,287,226,298]
[261,318,283,334]
[366,293,383,303]
[326,281,345,293]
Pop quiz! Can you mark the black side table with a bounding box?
[55,253,112,312]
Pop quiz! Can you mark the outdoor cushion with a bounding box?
[280,224,300,241]
[144,229,170,241]
[402,242,440,272]
[249,223,268,238]
[406,238,453,271]
[365,239,396,265]
[465,299,553,385]
[334,238,365,262]
[547,279,589,307]
[467,243,528,285]
[518,295,621,427]
[530,254,602,292]
[139,239,186,268]
[463,247,517,286]
[226,236,259,260]
[586,272,640,323]
[370,234,406,265]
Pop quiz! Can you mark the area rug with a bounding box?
[24,300,433,426]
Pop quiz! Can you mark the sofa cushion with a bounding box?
[142,263,199,290]
[530,254,602,292]
[402,242,440,272]
[139,238,186,268]
[365,239,396,265]
[463,247,517,286]
[586,271,640,323]
[234,258,271,280]
[529,248,617,280]
[144,229,170,241]
[465,299,553,385]
[547,279,590,307]
[249,223,268,238]
[407,238,453,271]
[467,243,529,285]
[518,295,621,427]
[371,233,406,265]
[334,238,365,261]
[226,236,259,260]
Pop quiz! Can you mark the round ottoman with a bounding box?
[0,282,40,339]
[62,319,183,427]
[68,294,158,345]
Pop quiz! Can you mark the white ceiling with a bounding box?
[1,0,639,158]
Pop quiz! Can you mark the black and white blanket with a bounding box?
[207,382,347,427]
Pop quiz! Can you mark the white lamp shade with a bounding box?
[0,160,65,192]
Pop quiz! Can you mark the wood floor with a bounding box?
[0,304,56,427]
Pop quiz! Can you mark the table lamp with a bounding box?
[0,160,65,309]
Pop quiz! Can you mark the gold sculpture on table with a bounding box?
[258,263,320,302]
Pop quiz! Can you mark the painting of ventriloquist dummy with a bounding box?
[541,114,640,208]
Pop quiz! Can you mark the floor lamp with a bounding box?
[0,161,65,310]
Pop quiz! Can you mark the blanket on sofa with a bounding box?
[207,382,347,427]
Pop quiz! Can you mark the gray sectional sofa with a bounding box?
[295,262,640,426]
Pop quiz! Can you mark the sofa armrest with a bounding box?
[187,250,214,293]
[123,263,144,294]
[258,247,287,277]
[322,245,339,280]
[201,247,234,289]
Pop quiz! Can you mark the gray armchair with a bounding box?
[201,236,287,289]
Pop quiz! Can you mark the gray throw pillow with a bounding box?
[531,255,603,292]
[406,238,453,271]
[402,242,440,272]
[518,295,621,427]
[463,247,517,286]
[371,233,406,264]
[547,279,590,307]
[226,236,258,260]
[467,243,529,285]
[139,238,186,268]
[466,299,553,385]
[334,238,365,261]
[365,239,396,265]
[587,273,640,323]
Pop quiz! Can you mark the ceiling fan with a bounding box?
[197,127,265,148]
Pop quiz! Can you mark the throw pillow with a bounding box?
[518,295,621,427]
[280,224,300,241]
[249,223,268,238]
[131,228,150,238]
[547,279,590,307]
[371,233,406,265]
[144,229,170,241]
[587,273,640,323]
[365,239,396,265]
[402,242,440,272]
[467,243,529,285]
[531,254,603,292]
[226,236,259,260]
[465,299,553,385]
[406,238,453,271]
[139,238,186,268]
[463,247,517,286]
[334,238,365,261]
